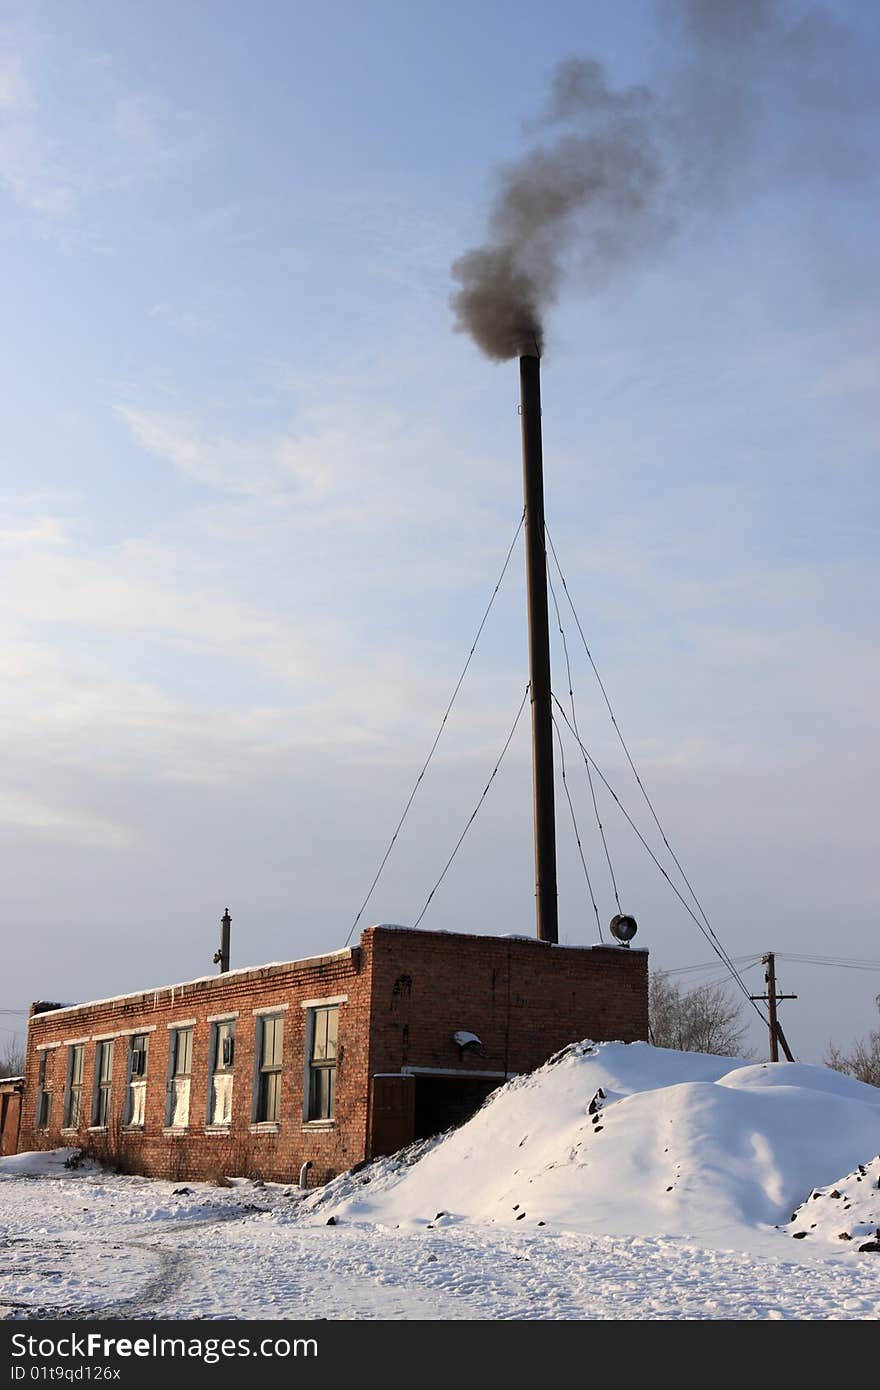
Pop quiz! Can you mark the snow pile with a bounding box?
[305,1041,880,1251]
[786,1155,880,1252]
[0,1148,99,1178]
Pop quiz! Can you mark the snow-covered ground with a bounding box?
[2,1042,878,1320]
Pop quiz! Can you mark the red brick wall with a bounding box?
[18,928,648,1183]
[20,948,370,1185]
[365,927,647,1080]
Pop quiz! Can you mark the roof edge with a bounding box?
[29,946,358,1025]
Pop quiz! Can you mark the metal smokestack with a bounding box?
[519,354,558,943]
[213,907,231,974]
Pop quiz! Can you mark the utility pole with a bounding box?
[749,952,796,1061]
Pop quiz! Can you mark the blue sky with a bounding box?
[1,0,878,1062]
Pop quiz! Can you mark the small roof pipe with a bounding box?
[213,908,231,974]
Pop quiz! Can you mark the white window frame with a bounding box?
[165,1026,194,1130]
[206,1018,236,1128]
[303,1004,339,1124]
[252,1014,283,1125]
[125,1033,149,1128]
[91,1039,113,1129]
[64,1043,85,1130]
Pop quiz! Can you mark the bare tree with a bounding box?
[649,971,751,1057]
[825,994,880,1087]
[0,1037,25,1078]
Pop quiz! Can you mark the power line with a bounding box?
[413,683,530,929]
[658,955,763,977]
[661,953,880,977]
[652,961,765,995]
[776,954,880,972]
[676,961,765,991]
[545,528,728,970]
[547,567,621,917]
[552,714,603,943]
[551,698,770,1027]
[345,512,525,946]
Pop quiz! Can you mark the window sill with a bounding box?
[60,1127,79,1134]
[162,1126,189,1136]
[205,1125,232,1135]
[301,1120,335,1131]
[122,1125,144,1132]
[86,1126,107,1133]
[249,1122,280,1134]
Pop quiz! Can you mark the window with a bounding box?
[37,1051,52,1129]
[306,1006,338,1121]
[126,1034,149,1127]
[255,1015,283,1123]
[208,1020,235,1126]
[167,1027,193,1128]
[92,1040,113,1127]
[65,1045,84,1128]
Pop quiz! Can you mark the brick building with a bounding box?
[18,924,648,1185]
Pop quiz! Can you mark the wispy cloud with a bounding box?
[0,96,76,216]
[111,391,493,542]
[811,351,880,401]
[0,53,32,111]
[114,405,340,501]
[0,42,207,233]
[0,786,134,849]
[147,303,223,337]
[0,516,69,547]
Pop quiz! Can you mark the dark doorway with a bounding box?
[370,1074,416,1157]
[413,1075,501,1140]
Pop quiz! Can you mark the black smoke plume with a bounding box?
[451,0,872,361]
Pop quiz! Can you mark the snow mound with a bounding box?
[785,1154,880,1252]
[304,1041,880,1249]
[0,1148,101,1178]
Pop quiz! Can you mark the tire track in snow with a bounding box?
[1,1212,257,1320]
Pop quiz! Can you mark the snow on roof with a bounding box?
[29,922,645,1025]
[29,946,356,1023]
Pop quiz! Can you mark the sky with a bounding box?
[1,0,878,1065]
